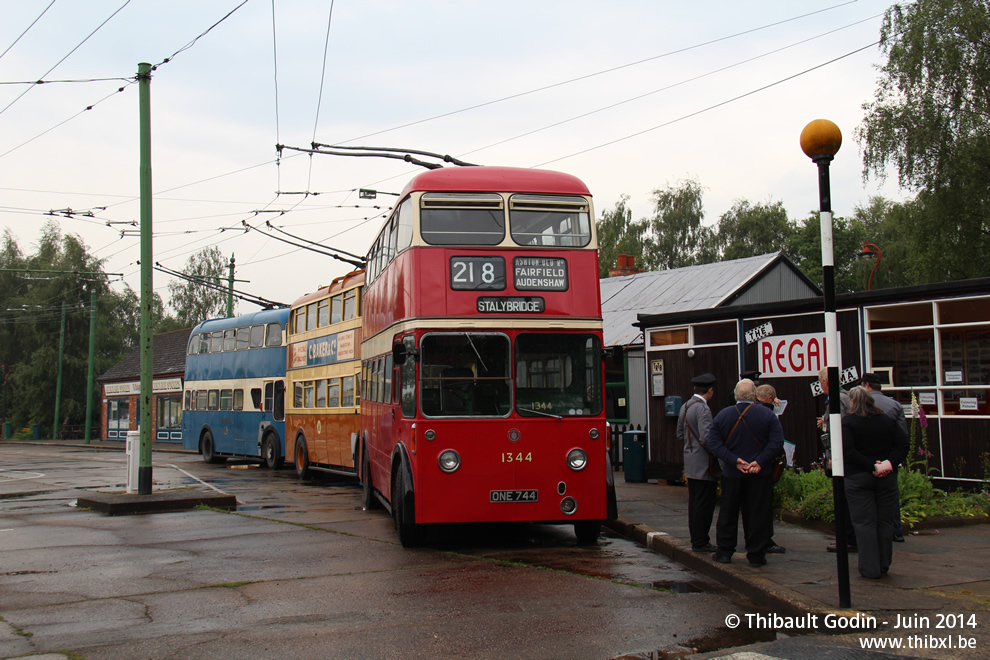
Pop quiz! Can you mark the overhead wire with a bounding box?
[305,0,337,194]
[151,0,249,69]
[271,0,282,193]
[0,0,58,63]
[535,40,881,168]
[0,0,132,117]
[461,12,884,159]
[331,0,860,146]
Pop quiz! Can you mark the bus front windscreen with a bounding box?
[515,333,602,417]
[420,333,511,417]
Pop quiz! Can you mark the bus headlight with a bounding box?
[567,448,588,471]
[438,449,461,473]
[560,497,578,515]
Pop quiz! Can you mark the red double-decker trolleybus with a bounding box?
[359,166,617,546]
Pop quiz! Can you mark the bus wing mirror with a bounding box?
[602,346,622,361]
[393,343,419,365]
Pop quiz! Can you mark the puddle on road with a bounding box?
[683,626,780,654]
[235,504,287,512]
[651,580,704,593]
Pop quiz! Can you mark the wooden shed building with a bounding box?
[634,276,990,485]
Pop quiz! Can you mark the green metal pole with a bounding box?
[138,62,154,494]
[53,300,66,439]
[227,254,235,318]
[84,291,96,445]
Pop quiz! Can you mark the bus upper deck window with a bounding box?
[331,295,343,325]
[420,193,504,245]
[236,327,250,350]
[265,323,282,347]
[343,289,357,321]
[250,325,265,348]
[317,299,329,327]
[211,331,223,353]
[395,198,413,253]
[509,195,591,247]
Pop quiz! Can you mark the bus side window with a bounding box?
[233,390,244,411]
[199,333,210,354]
[264,382,274,412]
[317,299,329,327]
[384,354,393,404]
[250,325,265,348]
[236,327,250,350]
[343,288,357,321]
[211,331,223,353]
[273,381,285,421]
[401,335,416,417]
[266,323,283,347]
[208,390,219,411]
[223,329,236,352]
[251,388,263,410]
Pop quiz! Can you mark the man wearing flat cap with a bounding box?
[676,373,718,552]
[862,372,908,542]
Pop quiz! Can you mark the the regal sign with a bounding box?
[757,332,839,378]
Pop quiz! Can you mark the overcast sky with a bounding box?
[0,0,906,313]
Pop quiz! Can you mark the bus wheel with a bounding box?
[392,466,423,548]
[574,520,602,545]
[201,431,226,465]
[294,437,310,480]
[361,444,379,510]
[262,434,283,470]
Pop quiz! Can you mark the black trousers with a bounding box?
[716,474,774,561]
[845,470,898,578]
[687,478,717,549]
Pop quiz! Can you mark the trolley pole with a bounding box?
[84,291,96,444]
[801,118,850,608]
[138,62,154,494]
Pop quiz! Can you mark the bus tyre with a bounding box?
[574,520,602,545]
[201,431,226,465]
[294,437,310,480]
[361,444,379,510]
[262,434,283,470]
[392,466,423,548]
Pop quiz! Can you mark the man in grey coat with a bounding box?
[676,373,717,552]
[862,372,908,542]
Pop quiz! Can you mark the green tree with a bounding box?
[857,0,990,282]
[716,199,793,261]
[0,222,142,433]
[641,179,718,270]
[167,247,233,325]
[784,212,868,294]
[596,195,647,277]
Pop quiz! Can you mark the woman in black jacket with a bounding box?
[841,386,909,578]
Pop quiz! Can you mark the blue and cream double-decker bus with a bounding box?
[181,308,289,467]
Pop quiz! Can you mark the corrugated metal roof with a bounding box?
[600,253,787,347]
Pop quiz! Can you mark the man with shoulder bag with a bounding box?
[706,379,784,567]
[676,373,718,552]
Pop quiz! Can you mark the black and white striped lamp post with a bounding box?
[801,118,851,608]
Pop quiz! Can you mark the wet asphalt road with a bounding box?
[1,444,773,659]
